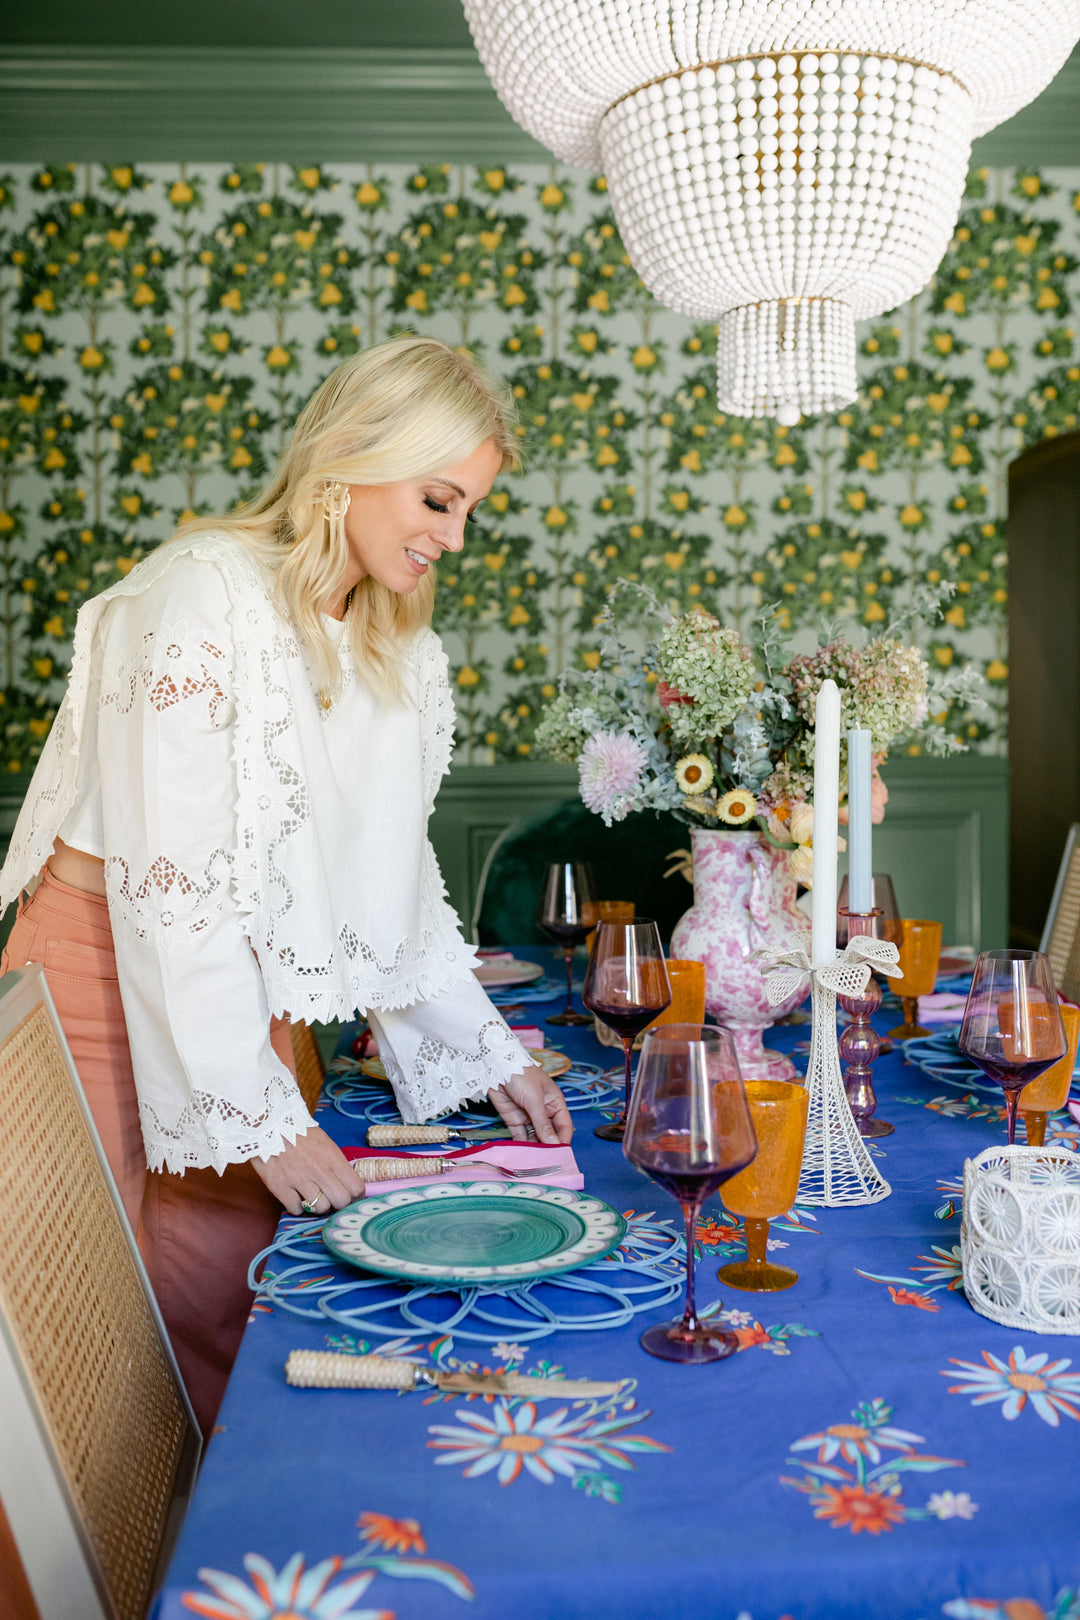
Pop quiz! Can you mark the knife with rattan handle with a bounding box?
[367,1123,535,1146]
[285,1350,620,1398]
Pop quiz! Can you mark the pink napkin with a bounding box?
[343,1140,584,1193]
[909,991,968,1025]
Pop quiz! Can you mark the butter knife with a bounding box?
[367,1123,536,1146]
[285,1350,620,1398]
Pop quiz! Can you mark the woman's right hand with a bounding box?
[251,1125,366,1216]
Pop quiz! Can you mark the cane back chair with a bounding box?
[0,965,200,1620]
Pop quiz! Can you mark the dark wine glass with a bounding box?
[583,919,671,1142]
[624,1023,757,1363]
[538,861,597,1027]
[957,949,1067,1144]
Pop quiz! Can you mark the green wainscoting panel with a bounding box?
[427,762,579,939]
[429,754,1010,951]
[837,756,1010,950]
[0,752,1008,955]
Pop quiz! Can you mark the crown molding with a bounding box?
[0,46,550,162]
[0,43,1075,165]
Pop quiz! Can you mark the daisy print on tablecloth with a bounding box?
[693,1202,819,1262]
[856,1242,964,1311]
[180,1533,475,1620]
[896,1091,1009,1124]
[942,1588,1080,1620]
[428,1390,671,1503]
[935,1175,965,1221]
[780,1397,971,1535]
[706,1306,820,1355]
[943,1347,1080,1426]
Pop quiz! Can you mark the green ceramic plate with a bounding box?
[321,1181,627,1286]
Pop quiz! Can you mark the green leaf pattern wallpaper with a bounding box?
[0,159,1077,772]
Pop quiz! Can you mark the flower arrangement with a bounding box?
[535,582,983,877]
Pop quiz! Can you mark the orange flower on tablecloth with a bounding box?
[358,1511,427,1554]
[811,1483,906,1534]
[734,1324,774,1350]
[888,1287,941,1312]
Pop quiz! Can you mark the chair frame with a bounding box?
[0,965,201,1620]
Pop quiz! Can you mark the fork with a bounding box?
[467,1160,566,1179]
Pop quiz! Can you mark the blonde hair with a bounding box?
[179,336,519,700]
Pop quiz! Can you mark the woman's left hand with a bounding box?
[489,1064,573,1144]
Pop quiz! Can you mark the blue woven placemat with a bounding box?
[248,1208,687,1345]
[322,1059,623,1123]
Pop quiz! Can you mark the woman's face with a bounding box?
[343,436,503,597]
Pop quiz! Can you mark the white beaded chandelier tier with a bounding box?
[462,2,1080,423]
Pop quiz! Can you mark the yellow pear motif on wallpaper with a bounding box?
[0,160,1068,771]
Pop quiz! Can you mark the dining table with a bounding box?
[152,949,1080,1620]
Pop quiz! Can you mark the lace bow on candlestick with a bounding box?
[756,939,899,1207]
[758,936,904,1006]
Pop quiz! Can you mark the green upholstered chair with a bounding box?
[471,798,692,946]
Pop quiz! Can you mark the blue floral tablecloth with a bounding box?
[154,954,1080,1620]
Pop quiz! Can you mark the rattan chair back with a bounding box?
[1041,823,1080,1004]
[0,966,200,1620]
[289,1019,326,1114]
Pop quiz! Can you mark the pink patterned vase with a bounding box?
[669,827,811,1082]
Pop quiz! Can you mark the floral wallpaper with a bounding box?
[0,158,1077,772]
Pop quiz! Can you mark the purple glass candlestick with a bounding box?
[837,908,894,1139]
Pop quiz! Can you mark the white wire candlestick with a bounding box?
[758,936,899,1206]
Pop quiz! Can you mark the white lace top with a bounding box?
[0,533,530,1173]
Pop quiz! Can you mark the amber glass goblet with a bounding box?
[645,959,707,1031]
[958,950,1067,1145]
[583,899,635,955]
[584,919,671,1141]
[1019,1002,1080,1145]
[624,1024,757,1363]
[887,919,943,1040]
[594,957,705,1055]
[717,1081,809,1292]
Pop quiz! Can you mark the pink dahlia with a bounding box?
[578,730,647,822]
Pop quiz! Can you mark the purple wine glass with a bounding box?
[583,918,671,1142]
[538,861,596,1027]
[623,1023,757,1364]
[958,949,1067,1144]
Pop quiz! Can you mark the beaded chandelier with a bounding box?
[462,2,1079,423]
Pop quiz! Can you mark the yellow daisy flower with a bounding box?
[675,754,714,795]
[717,789,757,825]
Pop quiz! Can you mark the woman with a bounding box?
[0,336,572,1432]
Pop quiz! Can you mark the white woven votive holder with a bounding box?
[961,1145,1080,1334]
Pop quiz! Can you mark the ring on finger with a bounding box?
[299,1187,325,1216]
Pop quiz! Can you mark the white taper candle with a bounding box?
[811,680,842,969]
[846,728,873,914]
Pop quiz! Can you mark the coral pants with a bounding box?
[1,868,288,1437]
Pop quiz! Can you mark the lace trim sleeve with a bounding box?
[366,975,532,1124]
